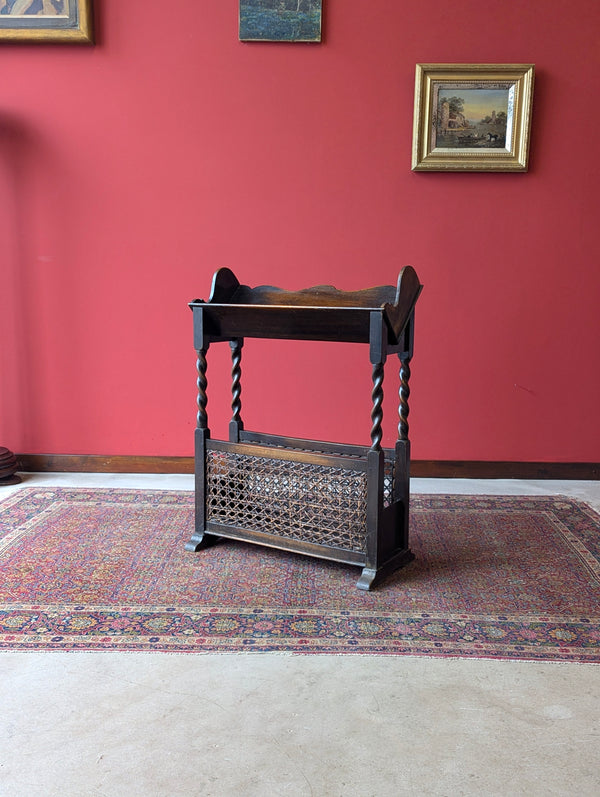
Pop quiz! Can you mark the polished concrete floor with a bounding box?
[1,474,599,797]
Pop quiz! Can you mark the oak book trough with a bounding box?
[187,267,423,589]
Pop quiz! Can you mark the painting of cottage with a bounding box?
[240,0,322,42]
[434,86,512,149]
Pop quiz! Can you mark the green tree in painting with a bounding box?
[441,97,465,116]
[240,0,321,42]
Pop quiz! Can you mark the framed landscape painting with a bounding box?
[412,64,535,171]
[240,0,322,43]
[0,0,93,43]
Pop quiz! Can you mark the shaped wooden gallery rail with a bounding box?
[186,267,423,590]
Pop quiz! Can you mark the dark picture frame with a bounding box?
[240,0,322,43]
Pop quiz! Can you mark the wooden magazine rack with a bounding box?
[186,266,422,589]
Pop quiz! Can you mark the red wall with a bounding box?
[1,0,599,462]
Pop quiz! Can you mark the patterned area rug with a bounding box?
[1,488,599,661]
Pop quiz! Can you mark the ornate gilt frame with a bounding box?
[412,64,535,172]
[0,0,93,43]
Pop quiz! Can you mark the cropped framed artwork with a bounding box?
[412,64,535,172]
[239,0,322,43]
[0,0,93,43]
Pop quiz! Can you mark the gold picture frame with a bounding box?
[412,63,535,172]
[0,0,93,43]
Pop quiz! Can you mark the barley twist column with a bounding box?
[370,360,384,451]
[230,339,242,426]
[398,357,411,442]
[196,348,208,429]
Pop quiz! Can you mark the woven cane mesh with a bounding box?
[237,440,396,508]
[206,449,370,553]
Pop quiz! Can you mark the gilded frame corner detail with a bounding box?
[412,63,535,172]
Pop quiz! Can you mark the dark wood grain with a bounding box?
[190,265,423,345]
[15,454,599,479]
[17,454,195,473]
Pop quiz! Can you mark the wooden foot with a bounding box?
[0,474,21,486]
[184,532,220,552]
[356,548,415,590]
[0,448,20,486]
[356,568,377,590]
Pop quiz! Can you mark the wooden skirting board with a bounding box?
[15,454,599,480]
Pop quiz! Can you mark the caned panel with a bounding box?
[205,447,370,553]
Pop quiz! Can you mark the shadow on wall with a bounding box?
[0,113,32,451]
[0,112,77,453]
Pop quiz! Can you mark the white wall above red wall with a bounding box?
[1,0,598,462]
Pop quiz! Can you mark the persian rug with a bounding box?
[1,488,599,662]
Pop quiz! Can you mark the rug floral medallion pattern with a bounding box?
[1,488,599,662]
